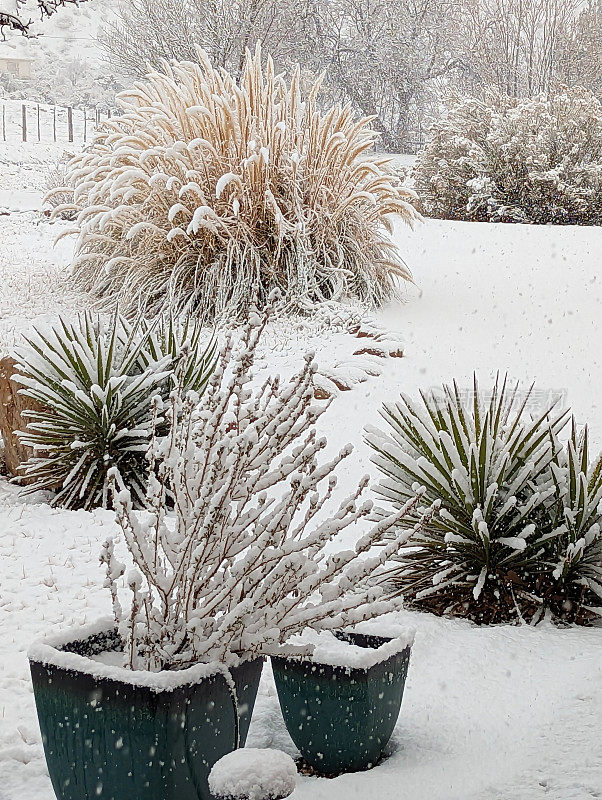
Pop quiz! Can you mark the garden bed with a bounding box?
[1,494,601,799]
[1,143,602,800]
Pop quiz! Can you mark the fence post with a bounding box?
[67,106,73,143]
[53,105,56,142]
[22,103,27,142]
[83,107,87,142]
[37,103,41,141]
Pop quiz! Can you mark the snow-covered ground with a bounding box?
[0,142,89,350]
[0,144,601,800]
[391,216,602,443]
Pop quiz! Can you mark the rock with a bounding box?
[0,356,44,480]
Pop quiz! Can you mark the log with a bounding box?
[0,356,44,480]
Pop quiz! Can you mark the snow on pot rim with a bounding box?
[347,612,418,640]
[281,626,415,670]
[27,616,251,692]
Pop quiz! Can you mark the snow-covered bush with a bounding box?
[55,45,417,319]
[102,305,434,671]
[485,88,602,224]
[413,96,497,220]
[44,152,77,220]
[415,88,602,225]
[15,312,215,510]
[367,376,602,624]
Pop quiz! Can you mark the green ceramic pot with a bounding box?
[271,631,411,775]
[29,622,263,800]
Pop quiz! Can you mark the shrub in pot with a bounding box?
[29,622,263,800]
[29,304,431,800]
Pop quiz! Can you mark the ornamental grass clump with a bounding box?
[54,45,417,319]
[102,305,434,672]
[15,312,215,510]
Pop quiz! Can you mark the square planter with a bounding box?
[29,619,264,800]
[271,630,412,774]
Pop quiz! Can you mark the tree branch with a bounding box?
[0,0,87,39]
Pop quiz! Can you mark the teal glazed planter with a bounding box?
[271,631,411,775]
[29,621,263,800]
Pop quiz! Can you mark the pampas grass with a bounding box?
[54,45,417,319]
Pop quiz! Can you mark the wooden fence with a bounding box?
[0,101,115,144]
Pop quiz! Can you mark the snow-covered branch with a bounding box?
[0,0,86,38]
[103,303,433,670]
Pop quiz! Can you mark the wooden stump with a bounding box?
[0,356,44,480]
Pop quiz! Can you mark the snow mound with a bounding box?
[208,748,297,800]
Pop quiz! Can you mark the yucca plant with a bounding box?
[550,422,602,619]
[367,376,571,623]
[52,45,417,319]
[136,314,217,395]
[15,312,216,510]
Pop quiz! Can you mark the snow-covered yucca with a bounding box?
[415,87,602,224]
[102,304,433,671]
[57,45,417,318]
[15,312,215,510]
[368,376,602,623]
[367,376,573,623]
[552,422,602,614]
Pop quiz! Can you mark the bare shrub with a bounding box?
[102,305,432,670]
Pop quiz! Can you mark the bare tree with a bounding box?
[99,0,600,155]
[556,0,602,97]
[101,0,310,79]
[100,0,465,152]
[304,0,463,151]
[457,0,580,97]
[0,0,85,38]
